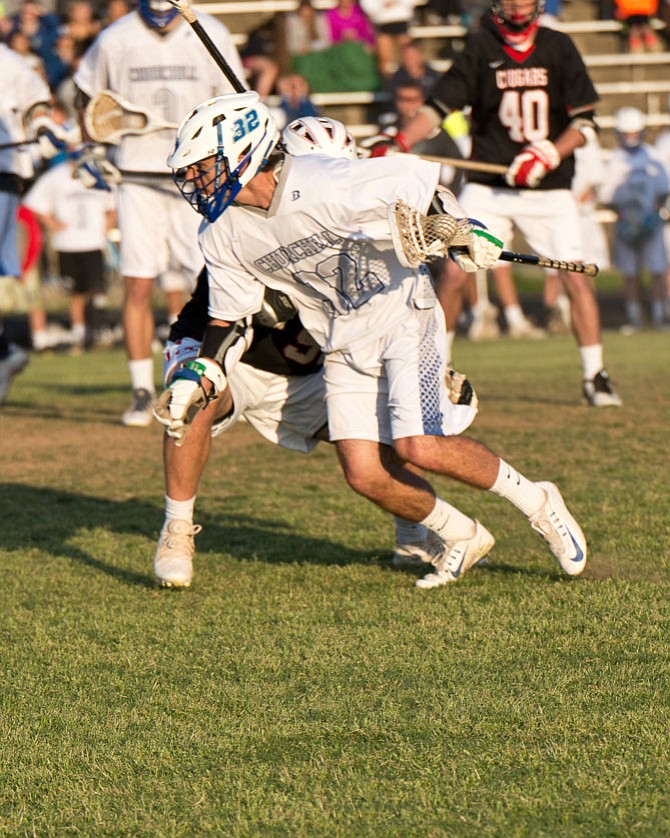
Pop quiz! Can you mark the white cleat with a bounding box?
[154,519,202,588]
[415,521,495,589]
[392,536,440,570]
[582,370,622,408]
[529,482,587,576]
[508,318,547,339]
[0,343,29,405]
[122,388,155,427]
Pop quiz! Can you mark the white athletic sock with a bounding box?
[393,516,428,544]
[625,300,643,328]
[503,304,526,328]
[129,358,155,394]
[578,344,603,381]
[420,497,476,543]
[165,495,195,525]
[650,299,665,327]
[489,459,545,517]
[71,323,86,344]
[445,330,456,366]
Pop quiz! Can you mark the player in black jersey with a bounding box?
[370,0,622,408]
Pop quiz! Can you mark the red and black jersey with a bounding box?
[169,267,324,377]
[431,15,599,190]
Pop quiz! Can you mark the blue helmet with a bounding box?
[139,0,179,30]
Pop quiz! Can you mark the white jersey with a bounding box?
[74,12,245,174]
[23,161,115,252]
[0,44,50,180]
[202,155,441,354]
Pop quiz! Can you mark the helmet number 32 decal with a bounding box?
[232,110,260,142]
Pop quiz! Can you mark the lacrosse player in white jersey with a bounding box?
[0,43,73,404]
[73,0,245,427]
[155,116,478,588]
[156,93,588,589]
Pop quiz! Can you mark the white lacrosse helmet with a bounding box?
[282,116,358,159]
[614,107,646,149]
[167,92,280,222]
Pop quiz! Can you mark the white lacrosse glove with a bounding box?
[154,357,226,444]
[449,219,503,272]
[72,144,121,191]
[505,140,560,188]
[162,337,202,387]
[27,115,69,159]
[446,367,479,410]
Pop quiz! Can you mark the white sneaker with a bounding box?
[122,388,155,427]
[415,521,495,589]
[529,482,587,576]
[508,318,547,339]
[468,304,501,341]
[0,344,29,404]
[154,519,202,588]
[582,369,622,408]
[392,534,441,570]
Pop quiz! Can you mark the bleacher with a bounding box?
[192,0,670,145]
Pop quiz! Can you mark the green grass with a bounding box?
[0,331,668,837]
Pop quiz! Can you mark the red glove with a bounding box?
[505,139,560,188]
[366,131,412,158]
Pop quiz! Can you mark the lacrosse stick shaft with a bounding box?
[0,140,37,150]
[171,0,245,93]
[500,250,599,277]
[415,154,507,174]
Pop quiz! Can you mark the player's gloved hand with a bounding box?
[446,367,479,411]
[162,336,202,387]
[449,219,503,272]
[72,144,121,191]
[27,116,69,159]
[362,131,411,158]
[154,357,226,444]
[505,139,560,188]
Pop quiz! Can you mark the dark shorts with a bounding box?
[375,20,410,35]
[58,250,105,295]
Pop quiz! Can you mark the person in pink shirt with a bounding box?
[325,0,376,46]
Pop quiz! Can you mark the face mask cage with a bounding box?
[139,0,179,29]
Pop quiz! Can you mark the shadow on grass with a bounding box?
[0,483,379,588]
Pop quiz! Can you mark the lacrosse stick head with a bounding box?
[389,199,471,269]
[139,0,179,29]
[282,116,358,159]
[167,92,280,222]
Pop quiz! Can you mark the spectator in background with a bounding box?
[614,0,663,52]
[360,0,417,77]
[295,0,380,92]
[372,79,464,192]
[600,107,670,330]
[388,38,439,98]
[8,28,46,77]
[103,0,130,27]
[273,73,319,128]
[239,16,281,97]
[325,0,376,46]
[654,102,670,316]
[285,0,330,59]
[10,0,62,88]
[64,0,99,52]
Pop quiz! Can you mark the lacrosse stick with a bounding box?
[84,90,177,145]
[0,139,37,150]
[410,154,507,175]
[390,199,600,276]
[165,0,246,92]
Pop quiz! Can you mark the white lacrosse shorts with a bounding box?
[325,305,478,444]
[117,181,202,281]
[459,183,586,265]
[212,361,327,453]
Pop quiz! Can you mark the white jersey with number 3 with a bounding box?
[202,155,442,354]
[74,12,245,173]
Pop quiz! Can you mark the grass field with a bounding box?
[1,331,669,837]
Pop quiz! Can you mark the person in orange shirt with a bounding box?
[614,0,663,52]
